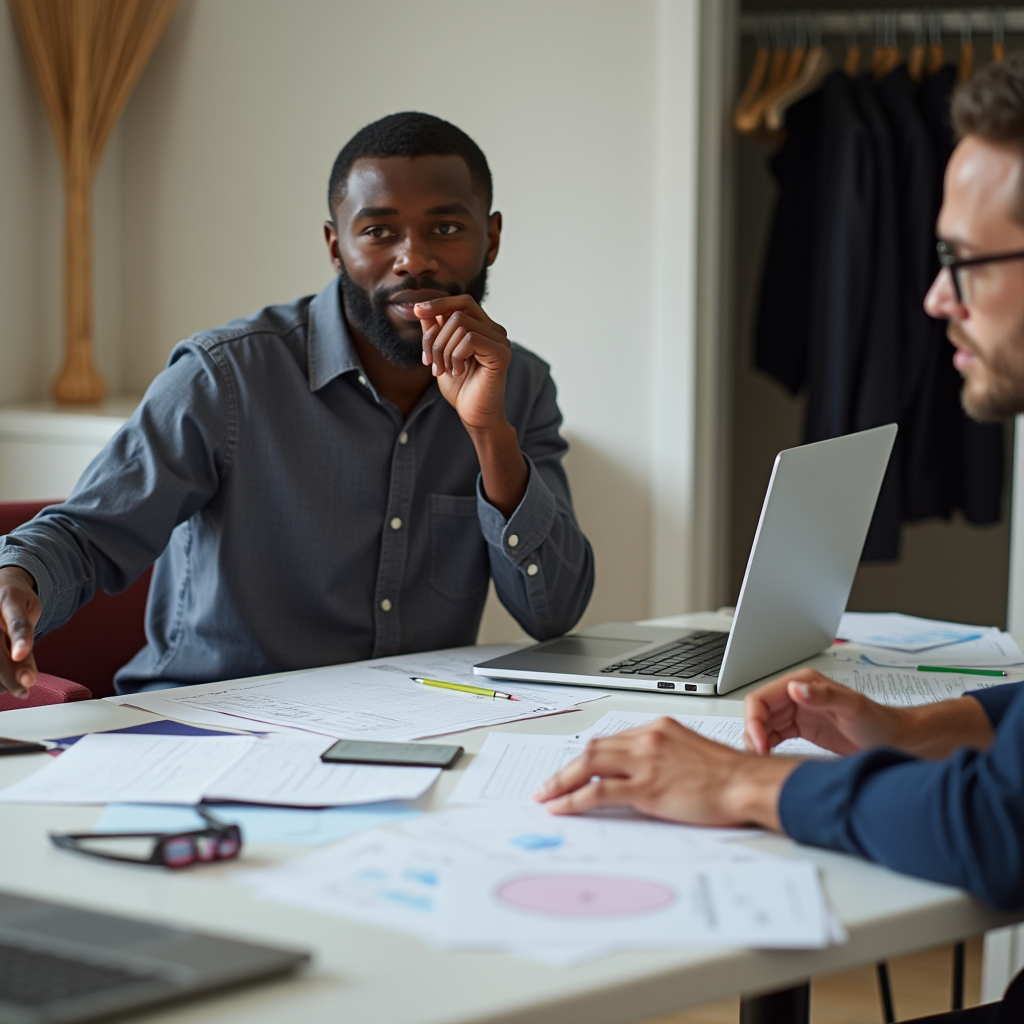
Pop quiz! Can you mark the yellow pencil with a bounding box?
[413,678,520,701]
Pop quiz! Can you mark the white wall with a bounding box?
[1,0,719,638]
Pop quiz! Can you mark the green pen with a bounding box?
[917,666,1007,677]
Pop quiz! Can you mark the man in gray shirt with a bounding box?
[0,112,594,696]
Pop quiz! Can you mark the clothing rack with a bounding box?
[738,8,1024,37]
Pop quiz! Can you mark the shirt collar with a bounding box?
[307,276,364,392]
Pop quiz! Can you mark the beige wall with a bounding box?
[2,0,720,640]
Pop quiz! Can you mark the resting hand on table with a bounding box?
[533,666,998,831]
[743,668,995,760]
[533,717,798,832]
[0,566,40,698]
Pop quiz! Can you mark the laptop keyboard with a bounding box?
[600,631,728,678]
[0,940,159,1008]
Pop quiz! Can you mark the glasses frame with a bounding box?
[50,809,242,869]
[936,240,1024,305]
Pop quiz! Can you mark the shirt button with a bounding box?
[398,432,409,445]
[380,598,392,612]
[526,564,539,577]
[358,375,368,386]
[507,534,519,548]
[390,517,402,531]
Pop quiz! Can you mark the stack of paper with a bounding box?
[836,612,1024,668]
[574,711,836,756]
[93,801,420,846]
[116,659,591,742]
[0,732,440,807]
[242,805,842,964]
[446,716,834,809]
[823,667,1005,707]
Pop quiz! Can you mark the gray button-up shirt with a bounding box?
[0,279,594,692]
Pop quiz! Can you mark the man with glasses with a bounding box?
[537,58,1024,1021]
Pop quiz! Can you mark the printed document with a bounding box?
[138,665,577,741]
[204,734,439,806]
[404,804,764,859]
[837,612,989,652]
[0,733,254,805]
[437,858,835,953]
[823,668,1004,706]
[836,632,1024,670]
[0,732,439,807]
[95,801,419,846]
[575,711,835,757]
[360,643,613,706]
[449,733,586,804]
[242,806,821,963]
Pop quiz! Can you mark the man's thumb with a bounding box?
[788,678,852,708]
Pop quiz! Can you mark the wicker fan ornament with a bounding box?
[10,0,176,403]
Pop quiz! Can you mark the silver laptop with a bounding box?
[475,424,896,697]
[0,889,308,1024]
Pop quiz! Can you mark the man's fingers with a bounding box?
[744,717,769,754]
[0,593,36,662]
[414,294,496,328]
[788,677,863,716]
[544,777,632,816]
[533,739,632,802]
[0,646,36,697]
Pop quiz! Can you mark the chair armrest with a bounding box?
[0,673,93,713]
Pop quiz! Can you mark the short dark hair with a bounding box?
[327,112,492,216]
[953,56,1024,219]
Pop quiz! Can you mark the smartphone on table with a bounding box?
[320,739,463,769]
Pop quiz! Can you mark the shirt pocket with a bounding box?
[429,494,489,602]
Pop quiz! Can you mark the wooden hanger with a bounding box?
[993,8,1006,64]
[736,16,805,135]
[927,12,946,76]
[735,17,788,134]
[844,24,861,77]
[908,12,926,82]
[733,19,771,134]
[870,11,888,77]
[959,12,974,83]
[875,11,901,80]
[765,20,832,132]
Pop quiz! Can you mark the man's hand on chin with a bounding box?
[417,295,528,518]
[416,294,512,428]
[533,717,800,832]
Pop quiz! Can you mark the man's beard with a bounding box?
[339,263,489,369]
[950,321,1024,422]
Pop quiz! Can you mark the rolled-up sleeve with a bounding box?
[477,360,594,640]
[779,683,1024,909]
[0,344,230,637]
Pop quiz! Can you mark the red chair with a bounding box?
[0,673,92,712]
[0,501,151,704]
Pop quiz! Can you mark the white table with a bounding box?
[0,612,1020,1024]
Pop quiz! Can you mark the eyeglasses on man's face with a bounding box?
[936,239,1024,305]
[50,809,242,868]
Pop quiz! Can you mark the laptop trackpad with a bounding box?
[532,637,645,659]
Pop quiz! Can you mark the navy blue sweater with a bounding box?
[779,682,1024,909]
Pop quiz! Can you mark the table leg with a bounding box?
[739,982,810,1024]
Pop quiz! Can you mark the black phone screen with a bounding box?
[320,739,464,769]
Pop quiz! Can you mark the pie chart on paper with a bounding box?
[496,874,676,917]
